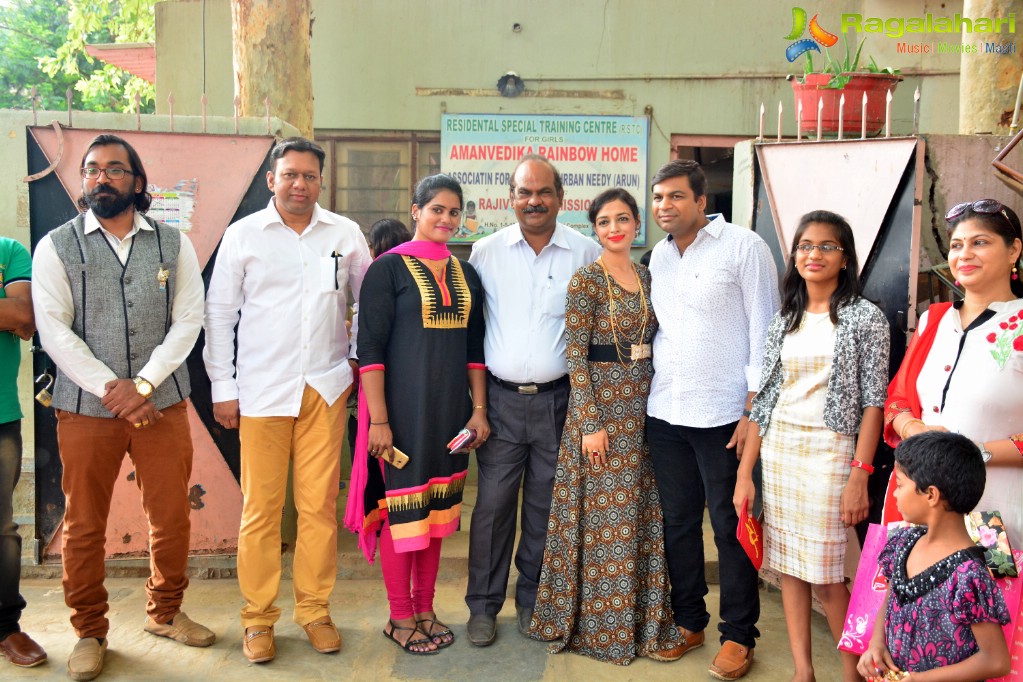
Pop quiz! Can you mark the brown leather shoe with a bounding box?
[709,640,754,680]
[242,625,275,663]
[302,617,341,654]
[648,627,704,662]
[0,631,47,667]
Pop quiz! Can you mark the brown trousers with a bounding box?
[56,401,193,639]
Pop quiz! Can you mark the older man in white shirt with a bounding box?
[204,138,371,663]
[646,159,779,680]
[465,155,601,646]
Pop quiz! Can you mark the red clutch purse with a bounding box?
[736,497,764,571]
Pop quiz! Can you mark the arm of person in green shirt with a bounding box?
[0,281,34,340]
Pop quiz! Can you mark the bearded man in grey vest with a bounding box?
[33,134,213,682]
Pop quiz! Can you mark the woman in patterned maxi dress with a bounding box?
[530,188,683,665]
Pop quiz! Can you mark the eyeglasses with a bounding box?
[81,167,134,180]
[794,244,844,254]
[945,199,1008,223]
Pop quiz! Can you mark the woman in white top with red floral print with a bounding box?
[886,199,1023,548]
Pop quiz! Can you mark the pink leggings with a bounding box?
[379,522,443,620]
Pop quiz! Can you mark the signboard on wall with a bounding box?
[441,114,649,245]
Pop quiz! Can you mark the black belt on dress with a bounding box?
[587,344,624,363]
[489,372,569,395]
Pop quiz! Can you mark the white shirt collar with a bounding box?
[665,213,725,245]
[953,298,1023,313]
[702,213,726,237]
[83,209,152,236]
[261,199,337,231]
[503,221,572,250]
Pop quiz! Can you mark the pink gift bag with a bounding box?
[838,523,890,655]
[991,549,1023,682]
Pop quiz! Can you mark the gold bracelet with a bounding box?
[473,404,486,410]
[899,418,923,441]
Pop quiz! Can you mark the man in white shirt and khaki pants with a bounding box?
[646,160,779,680]
[204,138,371,664]
[34,133,214,682]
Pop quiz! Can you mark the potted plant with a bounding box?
[790,37,902,138]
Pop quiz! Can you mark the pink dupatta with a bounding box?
[343,239,452,563]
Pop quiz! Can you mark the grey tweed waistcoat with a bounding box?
[48,214,190,416]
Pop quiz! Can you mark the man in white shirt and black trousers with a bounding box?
[33,133,214,682]
[204,137,371,664]
[465,155,601,646]
[646,160,779,680]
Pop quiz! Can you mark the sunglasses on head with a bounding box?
[945,199,1009,223]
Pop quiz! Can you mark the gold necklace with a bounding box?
[597,257,649,366]
[421,257,448,279]
[600,258,638,290]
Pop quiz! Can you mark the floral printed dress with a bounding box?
[529,262,682,665]
[879,526,1011,673]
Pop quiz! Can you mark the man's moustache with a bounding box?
[523,206,548,214]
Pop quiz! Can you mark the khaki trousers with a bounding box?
[56,401,193,639]
[238,384,348,627]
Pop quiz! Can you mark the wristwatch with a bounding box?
[977,441,993,463]
[133,376,154,398]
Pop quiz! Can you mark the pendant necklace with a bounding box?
[597,257,650,365]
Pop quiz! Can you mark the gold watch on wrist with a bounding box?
[133,376,154,398]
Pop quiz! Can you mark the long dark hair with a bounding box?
[781,210,861,333]
[76,133,152,213]
[946,201,1023,298]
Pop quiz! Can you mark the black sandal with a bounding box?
[415,617,455,649]
[382,620,438,655]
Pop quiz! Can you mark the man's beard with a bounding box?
[85,185,135,219]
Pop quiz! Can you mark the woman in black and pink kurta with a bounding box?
[347,174,488,655]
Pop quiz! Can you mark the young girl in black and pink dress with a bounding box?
[858,431,1011,681]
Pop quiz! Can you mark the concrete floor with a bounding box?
[7,486,849,681]
[8,576,847,682]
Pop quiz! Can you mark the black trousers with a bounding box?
[646,416,760,647]
[465,377,569,616]
[0,420,26,639]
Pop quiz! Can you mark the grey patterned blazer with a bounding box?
[749,296,891,435]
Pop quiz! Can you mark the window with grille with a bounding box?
[321,134,439,233]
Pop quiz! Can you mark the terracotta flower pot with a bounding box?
[791,72,903,138]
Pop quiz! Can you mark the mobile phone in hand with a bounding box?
[381,446,410,469]
[447,428,477,454]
